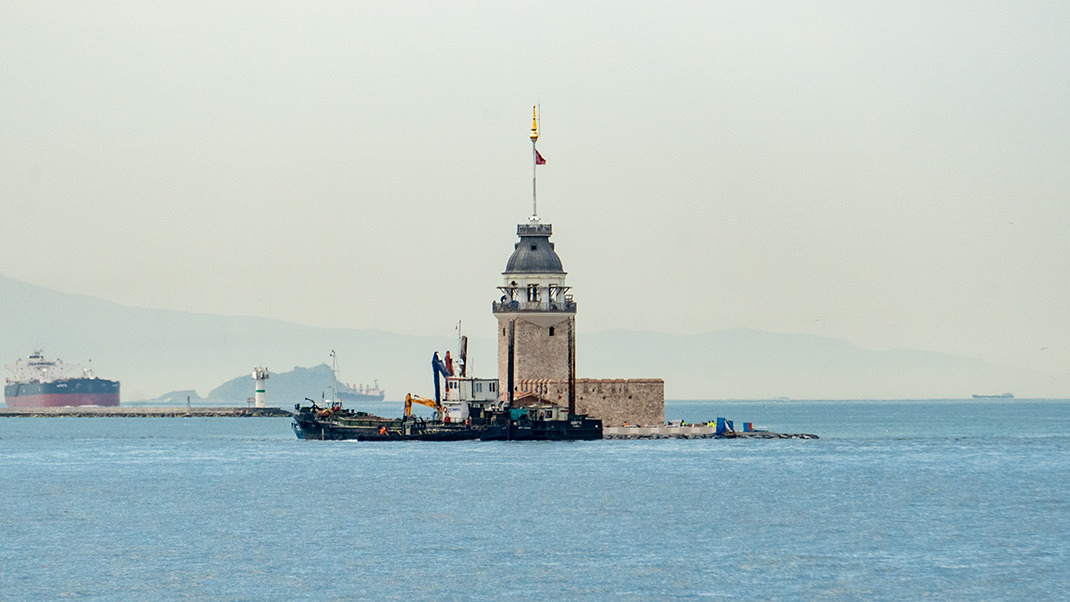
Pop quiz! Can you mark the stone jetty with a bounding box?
[0,407,293,418]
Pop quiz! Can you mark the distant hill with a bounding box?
[2,274,1060,400]
[139,364,348,406]
[0,274,459,404]
[204,363,338,405]
[577,329,1049,400]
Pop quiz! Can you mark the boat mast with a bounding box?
[530,104,540,221]
[456,320,469,377]
[330,349,337,404]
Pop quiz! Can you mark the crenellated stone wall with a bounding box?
[515,377,665,427]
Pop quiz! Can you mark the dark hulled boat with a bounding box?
[291,397,601,442]
[291,400,481,441]
[292,346,603,442]
[480,406,602,441]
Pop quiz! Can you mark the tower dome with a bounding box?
[504,223,564,274]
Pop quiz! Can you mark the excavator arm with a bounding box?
[404,393,444,418]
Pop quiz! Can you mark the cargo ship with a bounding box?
[336,380,385,402]
[4,350,120,408]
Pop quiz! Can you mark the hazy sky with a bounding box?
[3,2,1069,386]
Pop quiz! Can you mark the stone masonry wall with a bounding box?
[515,378,665,427]
[497,316,572,397]
[515,317,571,381]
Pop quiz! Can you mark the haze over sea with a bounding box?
[2,399,1068,601]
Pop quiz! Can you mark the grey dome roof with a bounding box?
[504,225,564,274]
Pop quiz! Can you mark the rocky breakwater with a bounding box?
[603,425,818,440]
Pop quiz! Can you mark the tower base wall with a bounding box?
[497,315,574,399]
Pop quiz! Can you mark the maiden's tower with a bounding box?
[493,108,663,426]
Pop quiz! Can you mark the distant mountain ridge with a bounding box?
[205,363,339,405]
[575,329,1036,400]
[1,274,1056,401]
[0,274,451,403]
[139,364,345,406]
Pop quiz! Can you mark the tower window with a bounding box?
[530,244,537,251]
[527,284,539,302]
[549,327,555,336]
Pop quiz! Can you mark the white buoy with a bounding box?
[251,366,269,408]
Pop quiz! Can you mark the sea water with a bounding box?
[1,400,1068,601]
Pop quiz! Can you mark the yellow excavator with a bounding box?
[404,393,444,420]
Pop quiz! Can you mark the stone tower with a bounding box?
[493,220,577,410]
[487,106,664,426]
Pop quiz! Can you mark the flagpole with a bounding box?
[530,105,539,220]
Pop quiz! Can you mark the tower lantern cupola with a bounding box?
[494,220,576,407]
[496,223,572,312]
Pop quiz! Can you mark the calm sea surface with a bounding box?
[1,400,1068,601]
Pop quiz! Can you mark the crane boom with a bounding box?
[404,393,444,418]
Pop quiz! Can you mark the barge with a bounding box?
[292,349,602,441]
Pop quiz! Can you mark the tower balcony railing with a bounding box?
[517,223,552,236]
[492,299,577,313]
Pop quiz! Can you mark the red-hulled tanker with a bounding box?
[4,350,120,408]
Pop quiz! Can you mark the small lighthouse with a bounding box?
[251,366,269,408]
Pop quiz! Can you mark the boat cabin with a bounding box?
[442,377,498,422]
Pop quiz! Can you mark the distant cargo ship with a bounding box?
[972,393,1014,399]
[336,380,385,402]
[4,350,120,408]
